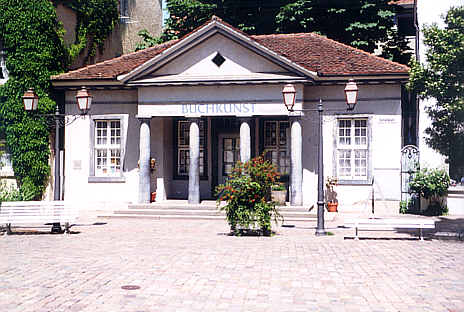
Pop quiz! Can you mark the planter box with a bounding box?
[271,190,286,205]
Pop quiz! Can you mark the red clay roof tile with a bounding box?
[52,19,409,81]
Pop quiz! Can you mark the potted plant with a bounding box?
[271,183,287,205]
[325,176,338,212]
[215,155,283,236]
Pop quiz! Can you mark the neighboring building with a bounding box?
[51,17,409,213]
[55,0,163,69]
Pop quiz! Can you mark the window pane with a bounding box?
[354,119,367,146]
[354,149,367,177]
[338,119,351,145]
[177,120,207,176]
[279,121,289,146]
[338,150,351,176]
[264,121,277,146]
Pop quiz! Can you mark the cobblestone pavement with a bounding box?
[1,216,463,312]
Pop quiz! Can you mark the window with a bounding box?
[176,119,207,177]
[94,120,121,176]
[263,120,290,175]
[89,115,126,182]
[336,118,369,180]
[0,136,13,177]
[119,0,129,20]
[0,44,8,84]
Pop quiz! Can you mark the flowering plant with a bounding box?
[215,154,283,235]
[325,177,338,204]
[325,177,338,192]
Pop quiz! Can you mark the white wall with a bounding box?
[64,90,140,209]
[303,84,403,213]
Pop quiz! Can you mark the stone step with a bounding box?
[100,201,336,221]
[128,204,313,213]
[116,208,317,217]
[98,213,318,222]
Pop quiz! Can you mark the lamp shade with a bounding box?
[76,86,92,113]
[22,88,39,111]
[344,79,358,110]
[282,84,296,111]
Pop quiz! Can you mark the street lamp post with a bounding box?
[22,87,92,232]
[282,80,358,236]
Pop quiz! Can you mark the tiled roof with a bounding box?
[52,19,409,81]
[252,33,409,76]
[51,40,179,81]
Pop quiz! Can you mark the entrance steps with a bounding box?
[98,200,334,222]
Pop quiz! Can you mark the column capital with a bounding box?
[136,116,151,122]
[186,116,202,123]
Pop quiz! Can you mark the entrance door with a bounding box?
[218,134,240,185]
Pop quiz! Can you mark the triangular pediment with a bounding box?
[120,18,316,84]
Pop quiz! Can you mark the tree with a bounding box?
[138,0,412,64]
[409,6,464,180]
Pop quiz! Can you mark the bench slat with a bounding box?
[344,218,436,240]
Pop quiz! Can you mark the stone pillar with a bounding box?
[239,118,251,163]
[188,118,200,204]
[290,117,303,205]
[138,117,151,203]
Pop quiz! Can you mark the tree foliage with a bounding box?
[138,0,412,64]
[408,6,464,179]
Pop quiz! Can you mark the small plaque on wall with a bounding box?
[379,118,397,125]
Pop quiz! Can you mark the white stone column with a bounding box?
[188,118,200,204]
[290,117,303,205]
[240,118,251,163]
[138,117,151,203]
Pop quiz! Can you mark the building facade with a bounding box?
[52,18,409,213]
[55,0,163,69]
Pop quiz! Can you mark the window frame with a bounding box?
[334,116,372,185]
[173,118,208,180]
[89,114,127,183]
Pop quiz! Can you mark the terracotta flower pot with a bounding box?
[150,192,156,203]
[327,202,338,212]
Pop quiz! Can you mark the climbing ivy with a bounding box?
[54,0,119,64]
[0,0,118,199]
[0,0,67,199]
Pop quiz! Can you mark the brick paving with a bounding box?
[1,216,463,312]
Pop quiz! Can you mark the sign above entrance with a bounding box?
[138,102,297,117]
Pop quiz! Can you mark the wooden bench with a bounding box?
[0,201,78,234]
[344,218,436,240]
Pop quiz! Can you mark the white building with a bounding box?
[51,17,409,213]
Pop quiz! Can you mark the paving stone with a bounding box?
[0,218,463,311]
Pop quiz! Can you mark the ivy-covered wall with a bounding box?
[0,0,118,199]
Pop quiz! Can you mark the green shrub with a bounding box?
[409,168,450,200]
[216,155,283,236]
[409,167,450,216]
